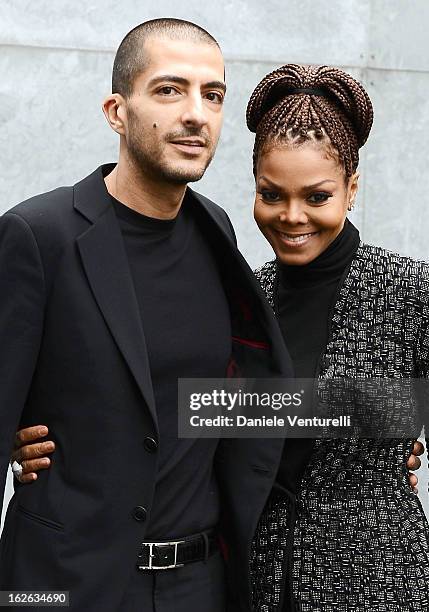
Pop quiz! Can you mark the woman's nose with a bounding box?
[278,203,307,225]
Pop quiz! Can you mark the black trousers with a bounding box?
[119,551,226,611]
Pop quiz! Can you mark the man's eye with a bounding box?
[307,192,332,204]
[259,190,280,203]
[205,91,224,104]
[157,86,179,96]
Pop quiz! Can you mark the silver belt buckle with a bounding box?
[138,540,185,570]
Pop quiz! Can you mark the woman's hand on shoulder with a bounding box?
[407,440,424,493]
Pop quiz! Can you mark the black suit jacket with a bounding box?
[0,165,292,610]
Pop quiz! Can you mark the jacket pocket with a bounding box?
[16,505,64,532]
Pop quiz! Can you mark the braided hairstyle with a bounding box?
[246,64,373,178]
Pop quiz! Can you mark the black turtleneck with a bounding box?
[275,219,360,494]
[111,193,232,539]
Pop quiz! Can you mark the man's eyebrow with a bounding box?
[148,75,226,93]
[148,75,189,88]
[204,81,227,93]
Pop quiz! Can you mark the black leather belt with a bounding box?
[137,529,218,570]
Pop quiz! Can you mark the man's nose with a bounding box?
[181,94,208,129]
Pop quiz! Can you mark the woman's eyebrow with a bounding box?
[303,180,337,189]
[257,177,337,190]
[257,176,282,189]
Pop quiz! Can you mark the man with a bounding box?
[0,18,293,611]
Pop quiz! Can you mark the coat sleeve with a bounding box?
[418,330,429,494]
[413,266,429,499]
[0,212,45,511]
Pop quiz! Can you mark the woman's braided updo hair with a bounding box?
[246,64,373,178]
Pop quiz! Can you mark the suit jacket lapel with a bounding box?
[74,166,158,430]
[189,189,293,377]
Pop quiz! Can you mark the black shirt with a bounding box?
[113,192,231,538]
[275,219,360,493]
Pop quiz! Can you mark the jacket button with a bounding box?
[144,437,158,453]
[132,506,147,522]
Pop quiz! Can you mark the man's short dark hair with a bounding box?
[112,18,220,98]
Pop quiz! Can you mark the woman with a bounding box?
[247,64,429,611]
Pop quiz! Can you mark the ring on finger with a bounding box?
[11,460,23,479]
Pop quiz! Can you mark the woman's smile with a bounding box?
[275,230,320,247]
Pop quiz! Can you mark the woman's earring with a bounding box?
[348,200,355,211]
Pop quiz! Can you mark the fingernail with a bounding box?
[43,458,50,465]
[45,442,54,450]
[38,428,48,436]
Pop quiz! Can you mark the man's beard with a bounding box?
[127,114,216,185]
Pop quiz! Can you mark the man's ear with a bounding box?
[102,94,127,136]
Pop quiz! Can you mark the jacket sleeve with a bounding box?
[0,212,45,511]
[418,336,429,492]
[414,267,429,500]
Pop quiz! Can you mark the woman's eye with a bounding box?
[260,190,280,203]
[205,91,224,104]
[307,192,332,204]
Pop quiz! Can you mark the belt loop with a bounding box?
[202,531,209,563]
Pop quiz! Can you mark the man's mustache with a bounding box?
[165,130,212,147]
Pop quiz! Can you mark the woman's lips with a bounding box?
[275,230,319,247]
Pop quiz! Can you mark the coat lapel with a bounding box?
[73,165,158,430]
[188,189,293,378]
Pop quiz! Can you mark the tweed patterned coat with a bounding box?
[250,242,429,612]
